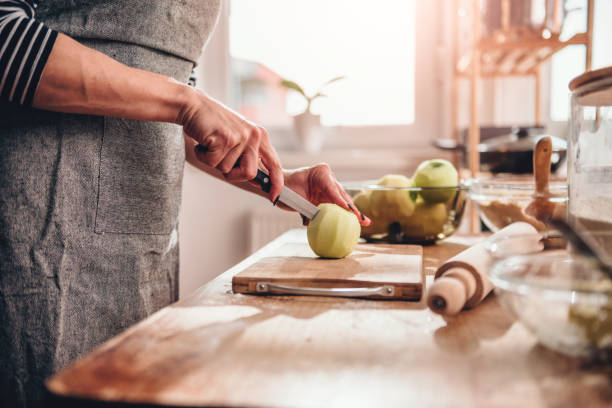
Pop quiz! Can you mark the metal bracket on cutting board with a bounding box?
[255,282,395,298]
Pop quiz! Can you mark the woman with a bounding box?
[0,1,370,406]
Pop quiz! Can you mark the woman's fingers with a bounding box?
[225,144,259,182]
[258,127,284,201]
[334,180,371,225]
[311,164,371,226]
[194,133,228,168]
[221,126,261,181]
[217,143,245,175]
[335,180,368,224]
[314,164,351,210]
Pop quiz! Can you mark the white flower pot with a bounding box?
[293,111,324,153]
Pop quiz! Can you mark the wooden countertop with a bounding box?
[46,230,612,408]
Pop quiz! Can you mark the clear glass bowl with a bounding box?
[469,177,568,231]
[342,181,469,244]
[487,233,612,360]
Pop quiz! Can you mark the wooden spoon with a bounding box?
[525,136,557,223]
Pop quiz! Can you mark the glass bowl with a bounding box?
[468,177,568,232]
[487,233,612,360]
[342,180,469,244]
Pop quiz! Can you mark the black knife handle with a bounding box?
[196,144,271,194]
[253,169,272,193]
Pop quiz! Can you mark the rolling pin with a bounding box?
[426,222,540,316]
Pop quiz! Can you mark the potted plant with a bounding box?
[280,76,345,152]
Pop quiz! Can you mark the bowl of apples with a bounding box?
[343,159,468,244]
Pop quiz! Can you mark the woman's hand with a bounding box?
[178,91,283,202]
[283,164,371,226]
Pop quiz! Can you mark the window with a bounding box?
[549,0,612,121]
[228,0,415,127]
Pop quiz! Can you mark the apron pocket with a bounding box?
[95,117,185,235]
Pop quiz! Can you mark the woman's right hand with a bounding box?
[178,90,284,202]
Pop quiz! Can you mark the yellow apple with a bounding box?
[369,174,415,219]
[400,199,449,239]
[352,191,389,236]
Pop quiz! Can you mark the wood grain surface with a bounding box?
[232,243,423,300]
[46,231,612,408]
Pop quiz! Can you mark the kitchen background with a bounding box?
[178,0,612,298]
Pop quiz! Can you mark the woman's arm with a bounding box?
[33,34,191,123]
[36,34,285,200]
[0,1,284,200]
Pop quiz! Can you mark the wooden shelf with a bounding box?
[457,33,590,77]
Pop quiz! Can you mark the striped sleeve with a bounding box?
[0,1,58,106]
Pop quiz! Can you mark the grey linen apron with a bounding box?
[0,1,221,406]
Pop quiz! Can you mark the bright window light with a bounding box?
[550,0,612,122]
[229,0,415,126]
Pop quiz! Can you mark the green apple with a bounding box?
[369,174,415,219]
[400,199,448,239]
[307,203,361,258]
[412,159,458,203]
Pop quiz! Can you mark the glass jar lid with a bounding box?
[569,66,612,107]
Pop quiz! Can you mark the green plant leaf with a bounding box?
[321,75,346,88]
[311,92,328,101]
[279,79,307,98]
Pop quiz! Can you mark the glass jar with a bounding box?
[568,67,612,257]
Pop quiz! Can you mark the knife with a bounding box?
[253,169,320,220]
[194,144,319,220]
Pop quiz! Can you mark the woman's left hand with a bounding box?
[282,164,371,226]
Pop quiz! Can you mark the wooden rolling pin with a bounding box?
[426,222,541,316]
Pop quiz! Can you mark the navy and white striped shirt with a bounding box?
[0,0,57,106]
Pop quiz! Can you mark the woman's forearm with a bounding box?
[33,34,193,124]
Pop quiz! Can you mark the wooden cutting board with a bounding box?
[232,242,423,301]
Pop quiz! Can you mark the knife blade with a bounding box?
[253,169,320,220]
